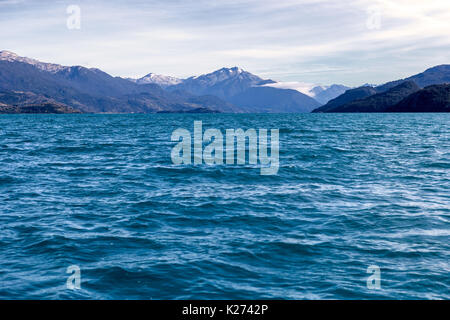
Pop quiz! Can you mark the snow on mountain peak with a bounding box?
[134,73,182,87]
[188,67,261,85]
[0,51,19,59]
[218,67,244,75]
[0,50,67,73]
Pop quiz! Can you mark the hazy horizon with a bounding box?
[1,0,449,87]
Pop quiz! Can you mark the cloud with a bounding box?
[0,0,449,86]
[263,82,317,96]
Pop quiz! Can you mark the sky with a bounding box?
[0,0,449,87]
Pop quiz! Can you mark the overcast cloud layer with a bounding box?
[1,0,449,86]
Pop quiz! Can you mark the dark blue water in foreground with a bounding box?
[0,114,449,299]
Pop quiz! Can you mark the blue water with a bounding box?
[0,113,449,300]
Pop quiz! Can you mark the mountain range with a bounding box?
[0,51,323,114]
[312,65,450,113]
[0,51,239,113]
[0,50,449,114]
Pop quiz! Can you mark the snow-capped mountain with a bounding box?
[0,50,68,73]
[170,67,274,99]
[186,67,261,85]
[131,73,182,87]
[167,67,319,112]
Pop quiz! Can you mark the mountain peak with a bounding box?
[220,66,243,72]
[171,67,265,100]
[191,66,260,82]
[214,66,245,76]
[133,72,182,87]
[0,50,19,58]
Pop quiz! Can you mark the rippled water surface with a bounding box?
[0,113,449,299]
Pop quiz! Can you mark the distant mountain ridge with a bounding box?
[376,65,450,92]
[312,86,377,112]
[260,82,350,105]
[313,65,450,113]
[309,84,350,104]
[313,81,420,113]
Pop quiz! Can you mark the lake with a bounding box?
[0,113,448,299]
